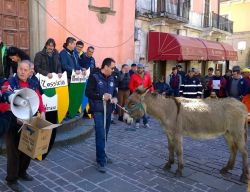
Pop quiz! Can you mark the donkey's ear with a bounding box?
[141,86,151,97]
[135,85,145,94]
[135,85,151,95]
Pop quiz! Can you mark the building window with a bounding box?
[88,0,116,15]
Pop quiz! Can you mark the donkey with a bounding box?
[126,86,249,182]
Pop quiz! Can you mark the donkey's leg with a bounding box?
[236,139,249,183]
[163,134,175,171]
[175,135,183,177]
[220,132,237,174]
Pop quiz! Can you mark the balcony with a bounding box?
[204,12,233,33]
[136,0,190,23]
[188,11,233,33]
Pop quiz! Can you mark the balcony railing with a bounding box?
[210,12,233,33]
[136,0,190,22]
[188,11,233,33]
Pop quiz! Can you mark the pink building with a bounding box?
[30,0,135,67]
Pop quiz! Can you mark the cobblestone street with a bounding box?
[0,117,248,192]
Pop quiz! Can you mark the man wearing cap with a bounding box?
[241,68,250,121]
[129,64,154,128]
[226,66,248,101]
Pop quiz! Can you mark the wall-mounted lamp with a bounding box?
[238,41,246,55]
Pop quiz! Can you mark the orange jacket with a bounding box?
[129,72,154,93]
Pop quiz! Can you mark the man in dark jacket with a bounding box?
[180,69,202,98]
[86,58,117,173]
[117,64,130,121]
[34,38,62,79]
[79,46,96,73]
[59,37,81,79]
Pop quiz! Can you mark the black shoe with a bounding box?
[106,157,113,164]
[111,120,116,124]
[7,181,24,192]
[19,173,33,181]
[97,164,106,173]
[118,116,123,122]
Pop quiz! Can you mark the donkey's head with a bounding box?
[125,85,150,119]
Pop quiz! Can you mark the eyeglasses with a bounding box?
[76,46,83,49]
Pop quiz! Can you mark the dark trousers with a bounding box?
[5,119,31,182]
[93,112,111,166]
[117,89,130,117]
[0,111,16,137]
[42,111,58,159]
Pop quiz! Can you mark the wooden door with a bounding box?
[0,0,29,52]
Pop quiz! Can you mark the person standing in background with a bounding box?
[6,47,30,78]
[117,64,130,121]
[34,38,63,159]
[60,37,81,80]
[79,46,96,73]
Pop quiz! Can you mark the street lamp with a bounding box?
[238,41,246,55]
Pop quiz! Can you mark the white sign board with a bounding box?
[70,69,90,83]
[213,80,220,90]
[42,94,58,112]
[39,72,68,89]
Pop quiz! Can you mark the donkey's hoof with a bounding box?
[240,174,248,183]
[163,163,171,171]
[220,167,229,174]
[175,169,182,177]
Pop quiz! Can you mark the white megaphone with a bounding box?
[7,88,39,120]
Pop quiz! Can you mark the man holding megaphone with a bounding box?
[1,60,46,192]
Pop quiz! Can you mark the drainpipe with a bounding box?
[217,0,220,29]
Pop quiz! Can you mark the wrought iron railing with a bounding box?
[136,0,190,22]
[204,12,233,33]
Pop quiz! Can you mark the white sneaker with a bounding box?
[135,123,140,129]
[144,123,150,128]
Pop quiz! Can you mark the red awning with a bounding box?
[148,32,207,61]
[219,42,238,61]
[148,32,238,61]
[198,39,226,61]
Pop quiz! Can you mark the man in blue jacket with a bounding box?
[86,58,117,173]
[59,37,81,79]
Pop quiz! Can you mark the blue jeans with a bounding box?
[93,112,111,166]
[172,88,180,97]
[136,114,148,125]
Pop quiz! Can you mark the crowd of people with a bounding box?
[1,33,250,191]
[154,64,250,102]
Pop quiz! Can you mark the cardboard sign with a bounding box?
[18,117,60,159]
[39,72,68,89]
[213,80,220,90]
[42,94,58,112]
[70,69,90,83]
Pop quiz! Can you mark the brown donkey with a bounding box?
[126,87,249,182]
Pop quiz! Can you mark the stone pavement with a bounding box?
[0,117,249,192]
